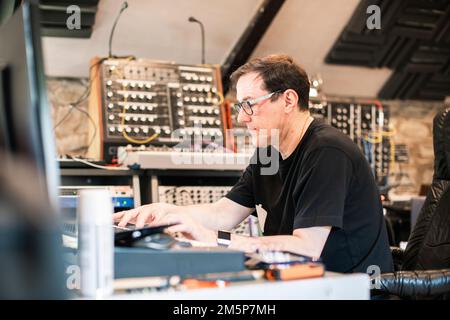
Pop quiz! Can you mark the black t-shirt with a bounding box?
[226,119,394,273]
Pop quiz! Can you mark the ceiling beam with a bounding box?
[221,0,286,94]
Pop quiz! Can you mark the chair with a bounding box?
[375,109,450,300]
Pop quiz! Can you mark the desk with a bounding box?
[111,272,370,300]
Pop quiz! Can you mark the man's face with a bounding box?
[235,72,284,147]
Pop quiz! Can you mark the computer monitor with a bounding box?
[0,0,66,298]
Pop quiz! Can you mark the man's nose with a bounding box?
[237,108,251,124]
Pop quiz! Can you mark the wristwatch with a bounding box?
[217,230,231,247]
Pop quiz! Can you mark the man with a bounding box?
[114,54,393,273]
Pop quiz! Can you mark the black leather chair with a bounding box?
[374,108,450,300]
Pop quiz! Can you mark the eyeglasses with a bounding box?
[233,91,281,115]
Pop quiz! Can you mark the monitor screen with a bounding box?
[0,0,66,299]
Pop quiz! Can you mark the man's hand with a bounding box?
[112,203,178,228]
[153,213,217,244]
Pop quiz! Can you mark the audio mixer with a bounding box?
[87,58,228,162]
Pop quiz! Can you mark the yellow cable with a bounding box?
[110,58,160,144]
[215,90,224,106]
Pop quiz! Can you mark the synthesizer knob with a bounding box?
[125,105,130,110]
[132,105,138,111]
[201,119,207,125]
[337,108,342,114]
[214,109,219,115]
[131,93,137,100]
[164,129,171,135]
[130,82,136,89]
[108,103,114,109]
[197,87,203,93]
[337,115,342,121]
[193,120,199,125]
[138,83,144,90]
[211,87,217,93]
[199,97,205,103]
[179,120,185,125]
[140,117,147,122]
[117,127,123,133]
[108,115,115,121]
[199,76,206,82]
[177,111,184,116]
[107,91,113,98]
[206,76,213,82]
[133,127,140,134]
[212,98,219,104]
[106,80,113,87]
[206,98,212,104]
[125,116,131,122]
[177,101,183,107]
[109,127,115,133]
[192,97,198,103]
[142,127,149,134]
[139,94,145,100]
[133,116,139,122]
[145,83,151,89]
[183,86,189,92]
[342,129,347,134]
[184,97,190,102]
[215,120,221,126]
[207,109,212,114]
[208,119,214,125]
[148,118,154,123]
[193,75,199,81]
[200,109,206,114]
[155,127,161,134]
[217,131,223,137]
[125,127,132,133]
[365,114,371,120]
[139,105,146,111]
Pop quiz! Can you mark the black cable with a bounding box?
[188,16,205,64]
[71,105,97,154]
[53,106,74,131]
[52,59,106,131]
[109,1,129,58]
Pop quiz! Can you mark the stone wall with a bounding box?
[386,100,445,198]
[47,78,90,156]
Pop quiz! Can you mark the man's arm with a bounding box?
[114,197,254,230]
[170,197,254,230]
[229,226,331,259]
[164,219,331,259]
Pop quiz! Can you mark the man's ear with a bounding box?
[284,89,299,113]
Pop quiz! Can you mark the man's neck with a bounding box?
[279,111,313,160]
